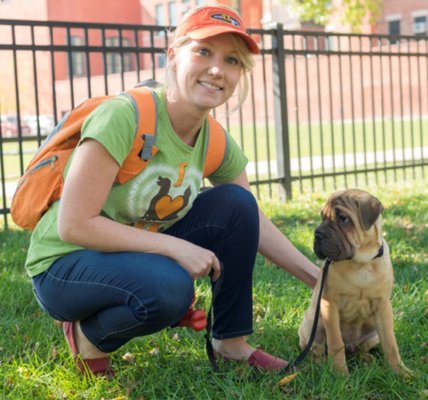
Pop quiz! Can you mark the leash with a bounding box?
[204,246,383,372]
[205,263,224,372]
[205,258,333,373]
[281,257,332,373]
[280,244,384,373]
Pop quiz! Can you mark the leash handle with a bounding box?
[282,258,332,373]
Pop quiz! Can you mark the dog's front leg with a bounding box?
[321,298,349,375]
[374,300,412,376]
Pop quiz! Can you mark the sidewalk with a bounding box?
[245,146,428,176]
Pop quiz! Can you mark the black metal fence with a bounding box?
[1,19,427,228]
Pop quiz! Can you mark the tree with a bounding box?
[290,0,383,32]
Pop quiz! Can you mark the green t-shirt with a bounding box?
[25,87,248,277]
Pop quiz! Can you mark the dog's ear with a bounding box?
[358,195,384,230]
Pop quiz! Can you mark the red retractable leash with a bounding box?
[176,296,208,331]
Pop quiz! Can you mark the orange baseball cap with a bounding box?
[174,6,259,54]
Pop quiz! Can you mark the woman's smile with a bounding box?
[197,80,224,91]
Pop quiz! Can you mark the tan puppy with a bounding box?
[298,189,411,376]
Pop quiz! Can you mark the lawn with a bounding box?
[228,118,427,166]
[0,181,427,399]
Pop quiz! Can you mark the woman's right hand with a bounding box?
[171,239,221,282]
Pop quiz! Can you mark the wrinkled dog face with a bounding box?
[313,189,384,261]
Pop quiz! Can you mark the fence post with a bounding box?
[271,23,292,200]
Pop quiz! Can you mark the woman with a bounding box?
[27,4,320,376]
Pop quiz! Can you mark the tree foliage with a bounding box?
[290,0,383,32]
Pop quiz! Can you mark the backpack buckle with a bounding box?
[139,134,155,161]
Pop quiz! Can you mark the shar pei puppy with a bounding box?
[298,189,411,376]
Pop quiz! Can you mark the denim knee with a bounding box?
[215,184,259,228]
[132,270,194,327]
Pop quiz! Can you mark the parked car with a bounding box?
[23,114,55,136]
[0,114,31,137]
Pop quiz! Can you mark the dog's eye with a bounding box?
[338,213,350,224]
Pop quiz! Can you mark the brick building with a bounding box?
[0,0,262,88]
[376,0,427,36]
[0,0,426,117]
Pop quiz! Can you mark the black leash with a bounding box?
[281,257,332,373]
[205,258,332,373]
[205,263,224,372]
[280,245,384,373]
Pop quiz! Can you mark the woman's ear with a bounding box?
[167,47,177,72]
[167,46,175,61]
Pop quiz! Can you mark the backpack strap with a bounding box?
[203,115,227,178]
[115,86,226,183]
[116,87,159,184]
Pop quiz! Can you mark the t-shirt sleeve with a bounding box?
[80,95,136,166]
[208,130,248,184]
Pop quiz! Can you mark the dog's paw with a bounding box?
[334,364,350,376]
[359,350,376,364]
[310,343,325,363]
[397,364,414,379]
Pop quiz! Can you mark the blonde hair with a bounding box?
[165,4,255,112]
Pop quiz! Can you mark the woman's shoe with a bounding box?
[216,348,289,372]
[246,349,289,371]
[63,321,114,377]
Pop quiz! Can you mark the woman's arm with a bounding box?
[218,170,320,288]
[57,139,221,281]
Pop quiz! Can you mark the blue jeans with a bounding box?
[32,184,259,353]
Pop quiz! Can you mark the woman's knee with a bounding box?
[132,269,194,326]
[217,184,259,230]
[209,184,258,221]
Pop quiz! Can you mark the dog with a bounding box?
[298,188,411,376]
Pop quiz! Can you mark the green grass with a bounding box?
[228,118,427,164]
[1,182,427,399]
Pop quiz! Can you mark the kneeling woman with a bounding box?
[27,4,319,376]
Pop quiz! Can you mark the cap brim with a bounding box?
[186,26,259,54]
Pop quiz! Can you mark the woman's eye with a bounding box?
[197,48,209,56]
[226,56,239,65]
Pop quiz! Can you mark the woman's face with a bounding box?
[168,33,243,113]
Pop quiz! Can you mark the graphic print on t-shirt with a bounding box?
[143,176,191,221]
[126,161,202,232]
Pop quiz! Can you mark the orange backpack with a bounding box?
[11,84,227,231]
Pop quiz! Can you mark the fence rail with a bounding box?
[1,19,427,228]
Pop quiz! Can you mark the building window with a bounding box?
[155,3,165,37]
[413,15,427,36]
[182,0,191,16]
[388,19,400,44]
[157,54,166,68]
[155,3,164,25]
[68,36,85,77]
[168,1,177,26]
[106,37,133,74]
